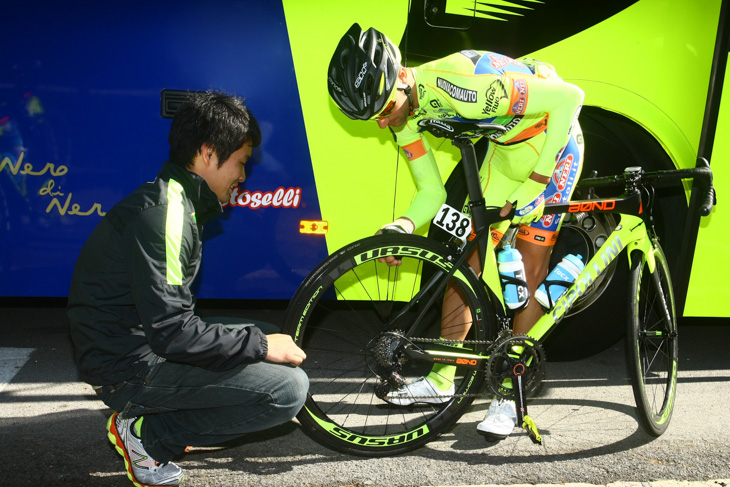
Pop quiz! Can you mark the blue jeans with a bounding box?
[98,320,309,462]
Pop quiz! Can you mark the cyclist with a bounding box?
[327,24,584,439]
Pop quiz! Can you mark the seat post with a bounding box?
[452,137,488,268]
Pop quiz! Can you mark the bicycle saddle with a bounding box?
[417,118,507,139]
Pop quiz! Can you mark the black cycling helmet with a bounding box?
[328,23,402,120]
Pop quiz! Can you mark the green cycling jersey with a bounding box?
[391,50,584,231]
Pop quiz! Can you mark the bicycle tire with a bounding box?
[283,233,497,456]
[626,244,678,436]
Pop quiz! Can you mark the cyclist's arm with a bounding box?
[520,76,584,179]
[395,135,447,232]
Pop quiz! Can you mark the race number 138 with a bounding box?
[432,204,472,240]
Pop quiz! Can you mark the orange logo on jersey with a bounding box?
[402,140,427,160]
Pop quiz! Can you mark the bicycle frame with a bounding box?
[412,195,656,363]
[420,137,661,362]
[527,210,654,341]
[284,120,712,454]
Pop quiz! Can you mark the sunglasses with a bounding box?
[376,99,396,119]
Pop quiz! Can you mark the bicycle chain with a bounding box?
[408,337,494,345]
[382,332,540,400]
[382,336,495,400]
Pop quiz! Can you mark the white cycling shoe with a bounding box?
[477,398,517,439]
[384,377,454,406]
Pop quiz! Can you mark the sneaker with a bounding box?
[107,413,184,487]
[476,398,517,439]
[384,376,454,406]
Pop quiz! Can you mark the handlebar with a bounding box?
[577,158,716,216]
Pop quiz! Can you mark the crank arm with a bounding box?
[515,374,542,445]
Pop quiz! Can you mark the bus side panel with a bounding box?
[0,1,329,299]
[685,63,730,317]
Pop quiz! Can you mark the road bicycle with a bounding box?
[282,118,715,457]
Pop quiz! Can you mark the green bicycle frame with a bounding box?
[504,212,654,342]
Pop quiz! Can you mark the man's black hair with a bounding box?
[168,91,261,168]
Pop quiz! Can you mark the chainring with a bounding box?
[487,334,546,400]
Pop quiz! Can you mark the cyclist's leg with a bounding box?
[514,238,552,335]
[436,141,529,341]
[441,230,504,340]
[514,123,584,335]
[427,147,520,391]
[478,125,583,438]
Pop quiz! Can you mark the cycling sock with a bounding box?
[426,339,463,391]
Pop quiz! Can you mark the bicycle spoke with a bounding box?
[627,246,677,436]
[284,234,494,455]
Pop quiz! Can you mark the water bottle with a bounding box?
[535,254,585,308]
[497,245,529,310]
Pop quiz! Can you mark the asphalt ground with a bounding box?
[1,305,729,487]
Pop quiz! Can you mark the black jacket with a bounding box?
[67,162,267,385]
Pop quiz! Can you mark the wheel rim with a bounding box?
[636,256,677,424]
[290,237,491,449]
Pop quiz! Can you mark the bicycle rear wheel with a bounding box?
[626,244,678,436]
[283,234,497,456]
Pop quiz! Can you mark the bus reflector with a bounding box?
[300,220,328,235]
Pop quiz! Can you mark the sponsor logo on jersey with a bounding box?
[226,187,302,209]
[513,78,528,96]
[554,154,574,191]
[487,116,522,139]
[489,53,513,69]
[482,79,508,114]
[515,193,544,217]
[402,140,428,160]
[540,192,563,227]
[511,79,528,115]
[437,77,477,103]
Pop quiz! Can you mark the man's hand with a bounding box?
[376,254,402,266]
[375,217,414,266]
[499,200,514,219]
[505,175,548,225]
[265,334,306,366]
[508,195,546,225]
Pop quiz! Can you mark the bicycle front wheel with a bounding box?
[283,234,497,456]
[626,244,678,436]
